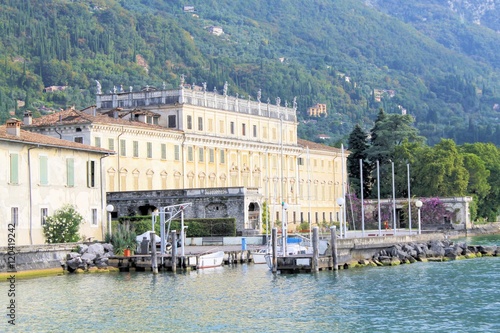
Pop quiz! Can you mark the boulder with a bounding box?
[67,257,83,270]
[81,252,97,264]
[427,241,445,257]
[87,243,105,256]
[103,243,114,253]
[477,246,496,256]
[67,252,81,260]
[77,244,88,254]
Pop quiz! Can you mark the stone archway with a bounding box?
[247,201,261,232]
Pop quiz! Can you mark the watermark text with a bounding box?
[6,222,16,326]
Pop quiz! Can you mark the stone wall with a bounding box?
[107,187,263,235]
[0,243,76,272]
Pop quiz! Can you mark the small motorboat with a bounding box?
[251,248,270,264]
[197,251,224,269]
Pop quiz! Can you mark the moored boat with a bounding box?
[251,248,269,264]
[197,251,224,269]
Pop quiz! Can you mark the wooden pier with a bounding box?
[108,250,253,272]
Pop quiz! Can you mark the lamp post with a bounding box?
[359,158,365,237]
[282,202,288,256]
[105,204,114,237]
[377,160,381,236]
[407,164,411,235]
[337,197,345,238]
[415,200,423,235]
[390,160,396,235]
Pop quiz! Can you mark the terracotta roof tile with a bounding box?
[24,108,170,131]
[0,124,113,154]
[297,138,348,154]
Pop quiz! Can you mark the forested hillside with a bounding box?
[1,0,499,145]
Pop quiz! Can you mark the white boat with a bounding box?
[251,248,270,264]
[197,251,224,269]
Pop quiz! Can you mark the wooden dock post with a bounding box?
[171,231,177,272]
[150,231,158,274]
[272,227,277,273]
[330,226,338,271]
[312,227,319,272]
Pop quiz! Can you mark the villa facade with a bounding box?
[23,82,348,235]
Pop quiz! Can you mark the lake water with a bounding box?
[4,234,500,332]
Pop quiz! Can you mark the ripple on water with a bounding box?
[9,235,500,333]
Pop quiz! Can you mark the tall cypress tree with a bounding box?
[347,124,371,198]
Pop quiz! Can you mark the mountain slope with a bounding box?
[0,0,499,145]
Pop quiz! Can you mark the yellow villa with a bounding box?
[23,81,348,235]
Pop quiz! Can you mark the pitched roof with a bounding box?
[24,108,169,131]
[297,138,347,154]
[0,123,114,154]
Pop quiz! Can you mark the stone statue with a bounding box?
[214,86,217,93]
[95,80,102,94]
[130,86,133,92]
[276,97,281,106]
[267,97,270,104]
[163,81,166,90]
[223,81,228,96]
[120,85,124,92]
[257,89,261,102]
[113,86,117,94]
[180,74,185,86]
[192,82,195,90]
[285,100,288,108]
[293,96,297,109]
[202,82,207,92]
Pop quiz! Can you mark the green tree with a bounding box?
[347,124,371,198]
[412,139,469,197]
[366,109,424,198]
[43,204,84,243]
[460,143,500,221]
[261,201,271,234]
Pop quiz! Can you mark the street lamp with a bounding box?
[105,204,114,236]
[282,202,288,256]
[337,197,345,238]
[390,160,396,235]
[415,200,423,235]
[407,163,411,235]
[377,160,381,236]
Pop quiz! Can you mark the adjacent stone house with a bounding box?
[1,118,113,245]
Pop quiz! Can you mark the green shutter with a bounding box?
[147,142,152,158]
[67,158,75,187]
[161,144,166,160]
[133,141,139,157]
[10,153,19,184]
[174,145,180,160]
[40,156,48,185]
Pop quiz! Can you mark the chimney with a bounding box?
[6,118,21,137]
[23,111,33,125]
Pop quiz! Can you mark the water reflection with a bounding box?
[9,235,500,332]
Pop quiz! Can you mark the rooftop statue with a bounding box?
[95,80,102,94]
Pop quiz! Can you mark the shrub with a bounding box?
[106,224,137,255]
[43,204,84,243]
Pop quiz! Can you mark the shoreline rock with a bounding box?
[368,239,498,267]
[65,243,115,273]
